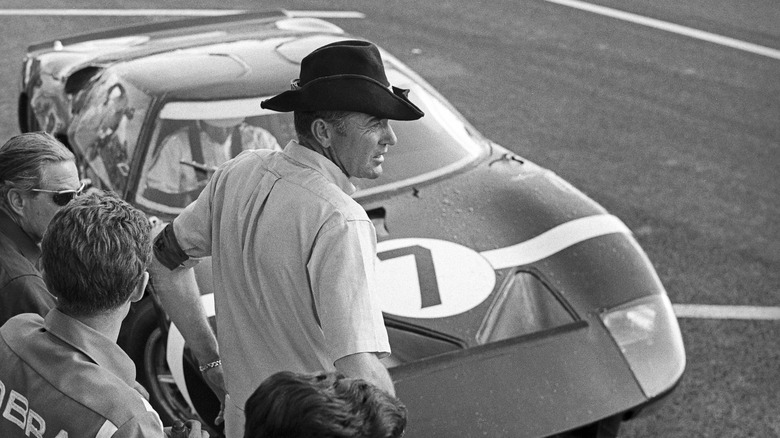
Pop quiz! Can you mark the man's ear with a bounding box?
[6,188,27,216]
[130,272,149,303]
[311,119,333,149]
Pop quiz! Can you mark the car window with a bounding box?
[68,74,149,194]
[353,69,486,197]
[132,68,487,215]
[134,114,288,216]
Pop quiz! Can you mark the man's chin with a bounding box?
[354,166,383,180]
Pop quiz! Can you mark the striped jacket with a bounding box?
[0,309,164,437]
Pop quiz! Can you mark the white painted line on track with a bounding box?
[0,9,365,19]
[673,304,780,320]
[545,0,780,61]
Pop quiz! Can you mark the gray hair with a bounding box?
[41,192,152,316]
[294,110,352,147]
[0,132,74,209]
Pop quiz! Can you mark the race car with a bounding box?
[18,10,685,437]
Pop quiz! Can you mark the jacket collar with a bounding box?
[44,309,135,385]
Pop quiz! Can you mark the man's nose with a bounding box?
[380,120,397,146]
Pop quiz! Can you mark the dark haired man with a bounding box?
[244,371,406,438]
[150,39,424,437]
[0,132,81,326]
[0,192,207,437]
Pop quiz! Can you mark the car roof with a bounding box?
[115,33,347,99]
[49,12,353,100]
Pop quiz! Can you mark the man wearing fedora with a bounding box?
[149,40,423,437]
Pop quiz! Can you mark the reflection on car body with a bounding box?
[66,72,150,193]
[18,10,685,438]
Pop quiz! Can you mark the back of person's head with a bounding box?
[244,371,407,438]
[0,132,74,211]
[41,191,152,316]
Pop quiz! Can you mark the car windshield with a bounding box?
[134,68,487,216]
[68,74,150,194]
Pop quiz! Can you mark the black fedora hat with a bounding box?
[261,40,424,121]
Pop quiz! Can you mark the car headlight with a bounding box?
[601,294,686,398]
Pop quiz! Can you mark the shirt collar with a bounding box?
[0,209,41,265]
[44,309,136,385]
[282,140,356,195]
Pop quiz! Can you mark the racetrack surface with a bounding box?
[0,1,777,436]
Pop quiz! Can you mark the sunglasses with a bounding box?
[29,182,86,206]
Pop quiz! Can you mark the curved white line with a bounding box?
[480,214,631,269]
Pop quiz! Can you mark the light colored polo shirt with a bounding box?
[0,309,164,437]
[172,140,390,419]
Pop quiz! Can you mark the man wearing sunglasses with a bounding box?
[0,132,82,326]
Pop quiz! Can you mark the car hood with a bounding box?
[365,148,683,436]
[363,147,662,345]
[178,148,682,436]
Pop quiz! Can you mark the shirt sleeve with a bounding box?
[153,223,192,270]
[0,276,56,326]
[308,213,391,363]
[171,165,219,259]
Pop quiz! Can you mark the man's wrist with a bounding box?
[199,359,222,373]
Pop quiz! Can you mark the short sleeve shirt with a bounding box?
[171,140,390,408]
[0,310,164,437]
[0,210,55,326]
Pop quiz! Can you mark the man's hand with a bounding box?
[164,420,209,438]
[201,364,227,425]
[334,352,395,396]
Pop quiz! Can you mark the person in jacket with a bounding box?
[0,132,81,326]
[0,192,207,438]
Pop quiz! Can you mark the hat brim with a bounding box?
[261,75,424,121]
